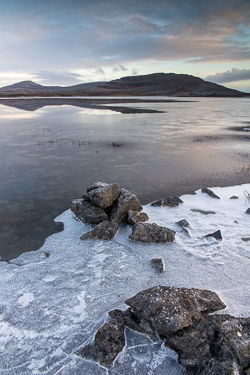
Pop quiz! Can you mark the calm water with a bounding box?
[0,97,250,261]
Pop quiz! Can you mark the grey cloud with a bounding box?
[132,69,138,75]
[33,70,85,85]
[113,66,120,72]
[119,65,128,71]
[205,68,250,83]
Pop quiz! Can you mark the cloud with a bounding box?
[95,67,105,75]
[132,69,138,75]
[205,68,250,83]
[33,70,85,85]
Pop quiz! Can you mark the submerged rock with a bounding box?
[202,187,220,199]
[129,222,175,243]
[80,220,118,241]
[127,210,149,225]
[125,285,226,336]
[150,258,165,272]
[71,198,109,224]
[83,181,120,209]
[110,188,143,223]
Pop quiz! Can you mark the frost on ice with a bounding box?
[0,184,250,374]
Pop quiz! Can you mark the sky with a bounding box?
[0,0,250,92]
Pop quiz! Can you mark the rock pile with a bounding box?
[77,286,250,375]
[71,181,175,243]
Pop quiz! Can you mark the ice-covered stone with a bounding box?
[127,210,149,225]
[80,220,118,241]
[71,198,109,224]
[84,181,120,209]
[202,187,220,199]
[110,188,143,223]
[129,222,175,243]
[204,229,222,240]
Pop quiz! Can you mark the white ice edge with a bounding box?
[1,183,250,374]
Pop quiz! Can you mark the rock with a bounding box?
[71,198,109,224]
[241,237,250,242]
[127,210,149,225]
[246,208,250,214]
[77,318,125,368]
[94,318,125,367]
[165,314,250,375]
[110,188,143,223]
[151,196,183,207]
[83,181,120,209]
[176,219,190,235]
[150,258,165,271]
[201,187,220,199]
[125,286,226,336]
[230,196,239,199]
[191,208,216,215]
[129,222,175,243]
[80,220,118,241]
[204,230,222,240]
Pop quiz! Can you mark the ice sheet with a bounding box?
[1,184,250,374]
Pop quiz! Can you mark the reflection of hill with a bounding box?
[0,98,184,113]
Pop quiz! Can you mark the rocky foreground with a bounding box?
[70,182,250,375]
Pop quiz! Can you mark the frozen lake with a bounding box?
[0,96,250,260]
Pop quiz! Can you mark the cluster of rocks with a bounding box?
[71,181,176,243]
[77,286,250,375]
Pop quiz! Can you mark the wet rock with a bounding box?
[201,187,220,199]
[204,230,222,240]
[246,208,250,214]
[94,318,125,367]
[191,208,216,215]
[129,222,175,243]
[83,181,120,209]
[125,286,226,336]
[71,198,109,224]
[110,188,143,223]
[151,196,183,207]
[150,258,165,272]
[77,319,125,368]
[127,210,149,225]
[80,220,118,241]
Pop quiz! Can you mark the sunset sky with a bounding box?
[0,0,250,92]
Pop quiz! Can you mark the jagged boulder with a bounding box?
[202,187,220,199]
[127,210,149,225]
[129,222,175,243]
[125,286,226,336]
[80,220,118,241]
[83,181,120,209]
[110,188,143,223]
[71,199,109,224]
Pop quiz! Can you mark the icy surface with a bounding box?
[1,184,250,374]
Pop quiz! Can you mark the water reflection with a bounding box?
[0,97,250,261]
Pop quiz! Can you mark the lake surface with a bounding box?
[0,97,250,261]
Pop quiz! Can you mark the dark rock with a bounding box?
[165,314,250,375]
[83,181,120,209]
[230,196,239,199]
[125,286,226,336]
[176,219,190,235]
[151,196,183,207]
[80,220,118,241]
[110,188,143,223]
[71,198,109,224]
[191,208,216,215]
[77,318,125,368]
[201,187,220,199]
[127,210,149,225]
[246,208,250,214]
[94,318,125,367]
[108,308,157,341]
[129,222,175,243]
[150,258,165,272]
[204,230,222,240]
[241,237,250,242]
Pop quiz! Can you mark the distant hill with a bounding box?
[0,73,248,97]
